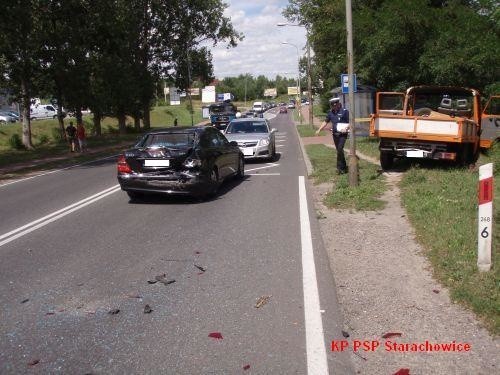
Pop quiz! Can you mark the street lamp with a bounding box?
[281,41,302,124]
[278,23,313,128]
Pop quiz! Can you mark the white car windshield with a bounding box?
[226,121,269,134]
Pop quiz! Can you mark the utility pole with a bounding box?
[306,32,313,128]
[346,0,359,186]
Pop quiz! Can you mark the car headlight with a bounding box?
[183,158,202,168]
[259,139,270,146]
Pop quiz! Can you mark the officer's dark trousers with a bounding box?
[332,133,348,172]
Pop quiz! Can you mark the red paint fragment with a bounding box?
[393,369,410,375]
[382,332,402,339]
[243,364,250,370]
[208,332,223,339]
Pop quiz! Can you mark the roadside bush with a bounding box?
[51,127,65,143]
[8,134,24,150]
[38,134,50,145]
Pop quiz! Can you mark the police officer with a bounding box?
[315,97,350,174]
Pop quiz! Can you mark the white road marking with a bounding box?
[244,163,279,172]
[246,173,280,176]
[0,155,119,188]
[298,176,328,374]
[276,139,286,143]
[276,145,285,148]
[0,185,121,248]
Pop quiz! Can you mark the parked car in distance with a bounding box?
[223,118,276,161]
[279,106,288,114]
[0,111,17,123]
[117,126,244,200]
[287,102,295,109]
[30,104,65,120]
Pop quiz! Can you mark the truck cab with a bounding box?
[209,101,237,131]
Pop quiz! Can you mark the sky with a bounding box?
[209,0,307,80]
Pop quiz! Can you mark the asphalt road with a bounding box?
[0,110,353,374]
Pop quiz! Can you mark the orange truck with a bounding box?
[370,86,486,169]
[481,95,500,149]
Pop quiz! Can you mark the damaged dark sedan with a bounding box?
[117,126,244,199]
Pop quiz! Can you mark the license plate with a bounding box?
[242,148,254,156]
[144,159,170,167]
[406,151,424,158]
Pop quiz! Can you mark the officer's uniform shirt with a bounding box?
[325,107,349,134]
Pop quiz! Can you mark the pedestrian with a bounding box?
[76,121,86,152]
[65,121,77,152]
[174,118,178,127]
[315,97,350,174]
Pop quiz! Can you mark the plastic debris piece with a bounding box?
[144,304,153,314]
[353,351,367,361]
[108,308,120,315]
[393,369,410,375]
[21,299,29,304]
[342,330,350,338]
[243,364,250,370]
[432,289,440,294]
[195,251,201,255]
[28,359,40,366]
[194,264,206,272]
[127,294,141,299]
[147,280,158,284]
[208,332,223,339]
[255,295,271,308]
[45,311,55,315]
[382,332,402,339]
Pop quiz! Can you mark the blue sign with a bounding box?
[341,74,357,94]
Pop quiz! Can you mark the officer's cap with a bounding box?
[329,97,340,104]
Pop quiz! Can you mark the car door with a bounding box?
[215,131,239,177]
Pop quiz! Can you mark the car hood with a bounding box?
[224,133,270,142]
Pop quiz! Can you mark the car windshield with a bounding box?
[140,133,195,148]
[226,121,269,134]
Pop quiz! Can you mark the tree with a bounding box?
[0,0,46,149]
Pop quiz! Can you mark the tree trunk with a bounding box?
[93,111,102,136]
[21,80,34,150]
[142,102,151,130]
[133,113,141,131]
[55,91,65,140]
[117,110,126,134]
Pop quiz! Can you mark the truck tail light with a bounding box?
[117,154,132,174]
[436,152,456,160]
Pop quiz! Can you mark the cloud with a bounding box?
[208,0,307,79]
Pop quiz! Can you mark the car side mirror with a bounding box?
[229,141,238,147]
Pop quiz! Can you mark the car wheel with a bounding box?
[236,157,244,179]
[380,151,394,170]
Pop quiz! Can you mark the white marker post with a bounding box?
[478,163,493,272]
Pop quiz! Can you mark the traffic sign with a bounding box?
[341,74,357,94]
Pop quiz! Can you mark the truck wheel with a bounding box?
[380,151,394,170]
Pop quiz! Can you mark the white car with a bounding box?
[223,118,276,161]
[30,104,60,120]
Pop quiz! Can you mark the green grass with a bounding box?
[296,125,318,137]
[400,143,500,335]
[305,144,387,211]
[356,136,380,159]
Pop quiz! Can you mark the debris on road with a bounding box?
[432,289,440,294]
[147,280,157,284]
[255,295,271,308]
[108,308,120,315]
[393,369,410,375]
[27,359,40,367]
[194,264,206,273]
[144,304,153,314]
[243,364,250,370]
[20,298,29,304]
[342,330,350,338]
[127,293,142,299]
[382,332,402,339]
[208,332,223,340]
